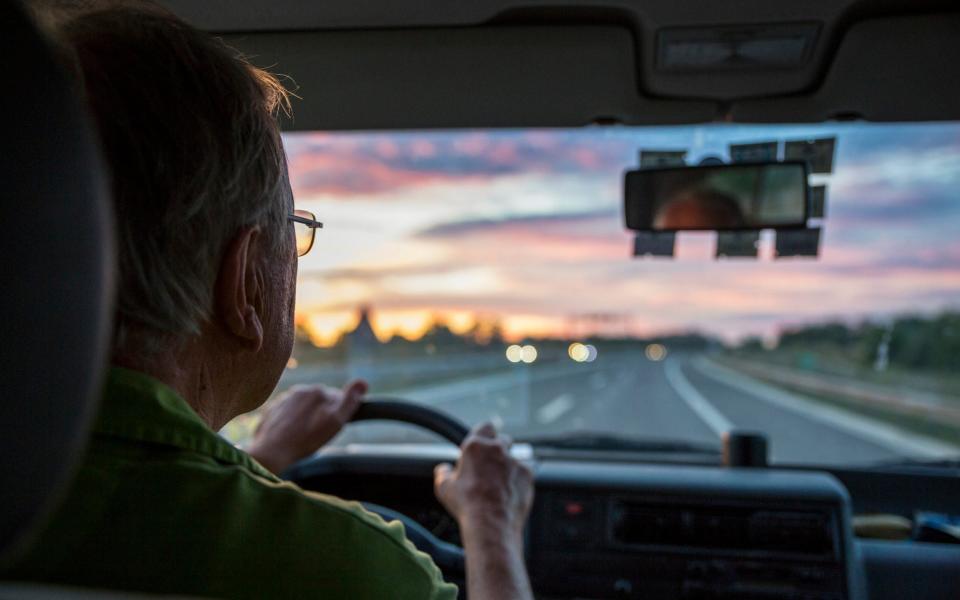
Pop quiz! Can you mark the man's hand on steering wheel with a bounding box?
[247,380,368,475]
[434,422,535,600]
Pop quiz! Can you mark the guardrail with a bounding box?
[718,357,960,427]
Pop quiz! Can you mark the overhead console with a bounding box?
[731,14,960,123]
[528,462,863,600]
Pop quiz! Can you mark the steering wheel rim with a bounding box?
[340,398,470,587]
[350,398,470,445]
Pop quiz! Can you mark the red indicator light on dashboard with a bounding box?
[565,502,585,516]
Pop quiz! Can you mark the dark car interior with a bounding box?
[2,0,959,598]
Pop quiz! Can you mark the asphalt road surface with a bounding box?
[329,352,958,466]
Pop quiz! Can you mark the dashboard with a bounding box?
[286,445,960,600]
[529,463,856,599]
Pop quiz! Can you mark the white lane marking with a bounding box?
[536,393,576,424]
[664,358,733,438]
[693,357,960,459]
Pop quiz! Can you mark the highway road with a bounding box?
[324,352,959,466]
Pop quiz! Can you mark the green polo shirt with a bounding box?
[4,368,458,599]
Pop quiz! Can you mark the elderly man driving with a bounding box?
[4,4,534,599]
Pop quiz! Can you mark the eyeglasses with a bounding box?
[288,210,322,257]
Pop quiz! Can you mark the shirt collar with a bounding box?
[94,367,278,482]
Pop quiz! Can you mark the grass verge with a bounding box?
[749,377,960,449]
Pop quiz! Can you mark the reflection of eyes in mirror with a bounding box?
[653,188,745,230]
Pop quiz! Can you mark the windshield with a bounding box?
[223,123,960,467]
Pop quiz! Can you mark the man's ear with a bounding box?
[214,227,264,352]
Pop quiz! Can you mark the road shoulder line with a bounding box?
[536,393,576,424]
[693,356,959,459]
[664,358,733,438]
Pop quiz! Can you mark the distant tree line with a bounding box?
[742,311,960,372]
[291,313,719,366]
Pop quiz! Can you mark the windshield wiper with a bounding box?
[517,431,721,455]
[869,457,960,470]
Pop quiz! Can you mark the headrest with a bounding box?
[0,0,114,563]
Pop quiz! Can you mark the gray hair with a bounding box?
[59,7,293,348]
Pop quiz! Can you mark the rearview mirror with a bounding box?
[624,162,809,231]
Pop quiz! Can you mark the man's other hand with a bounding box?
[247,380,367,475]
[434,422,534,536]
[434,422,535,599]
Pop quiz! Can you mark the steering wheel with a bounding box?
[345,399,470,581]
[350,398,470,445]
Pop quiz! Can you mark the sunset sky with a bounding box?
[283,123,960,347]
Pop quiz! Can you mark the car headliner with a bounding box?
[155,0,960,131]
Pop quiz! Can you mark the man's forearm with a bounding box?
[460,515,533,600]
[246,442,290,475]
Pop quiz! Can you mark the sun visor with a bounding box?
[223,26,716,131]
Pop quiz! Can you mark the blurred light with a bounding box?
[645,343,667,362]
[521,345,538,363]
[506,344,523,363]
[568,342,589,362]
[585,344,598,363]
[286,357,299,369]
